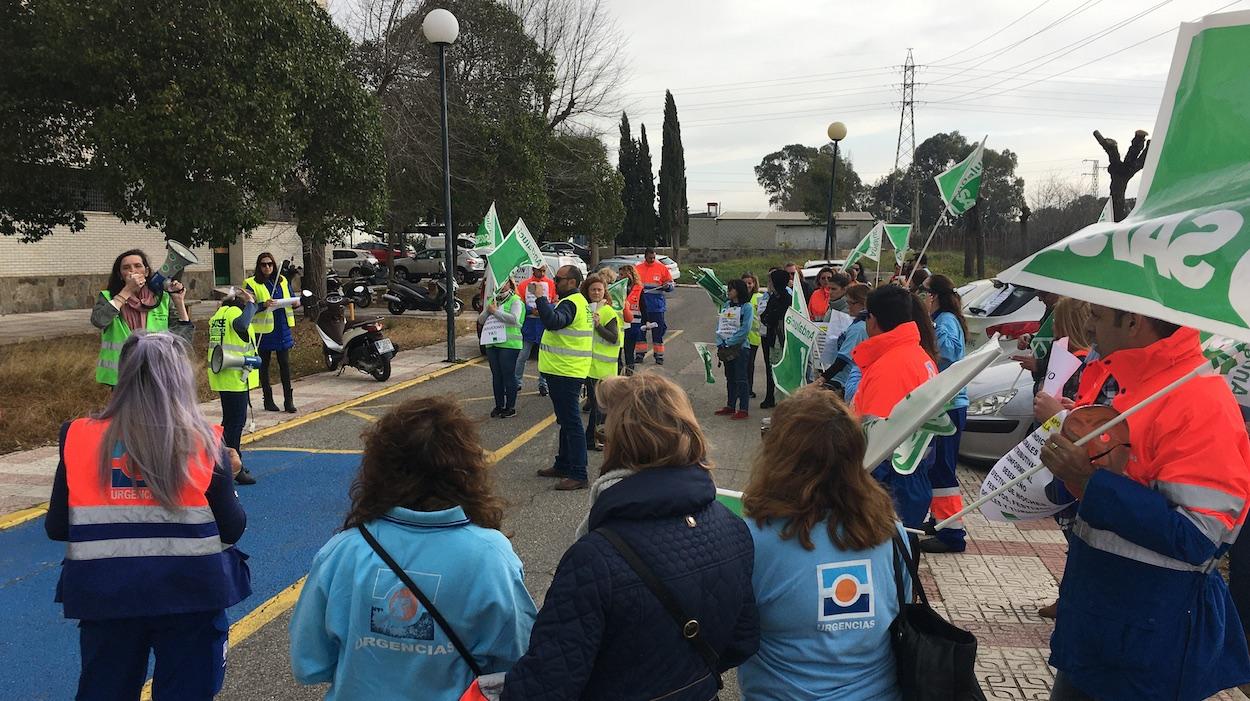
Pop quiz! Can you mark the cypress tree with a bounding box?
[637,124,658,246]
[658,90,687,247]
[617,112,639,245]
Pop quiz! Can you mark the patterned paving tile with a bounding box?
[975,647,1055,700]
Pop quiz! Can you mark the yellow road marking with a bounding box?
[1,358,483,530]
[487,414,557,464]
[344,408,379,423]
[139,578,308,700]
[0,503,47,530]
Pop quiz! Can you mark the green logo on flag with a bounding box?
[935,138,985,217]
[884,224,912,266]
[607,277,629,311]
[693,342,717,384]
[844,223,883,270]
[486,219,544,290]
[769,309,819,397]
[690,267,727,309]
[475,202,505,250]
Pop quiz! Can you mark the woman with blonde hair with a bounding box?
[739,386,909,700]
[504,372,759,700]
[617,264,644,376]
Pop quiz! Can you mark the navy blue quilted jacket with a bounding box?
[502,465,759,701]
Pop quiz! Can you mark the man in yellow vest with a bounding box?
[208,287,261,485]
[532,265,592,491]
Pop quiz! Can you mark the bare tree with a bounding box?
[1028,174,1081,212]
[1093,129,1149,223]
[505,0,626,132]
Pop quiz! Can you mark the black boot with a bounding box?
[283,387,297,414]
[261,385,280,412]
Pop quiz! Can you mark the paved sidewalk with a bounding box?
[0,333,480,518]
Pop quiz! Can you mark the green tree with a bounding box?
[635,124,658,246]
[0,0,338,246]
[755,144,863,217]
[545,133,623,262]
[658,91,687,247]
[617,112,641,246]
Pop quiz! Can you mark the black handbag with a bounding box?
[715,344,740,364]
[890,534,987,701]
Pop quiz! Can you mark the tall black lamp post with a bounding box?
[822,121,847,260]
[423,8,460,362]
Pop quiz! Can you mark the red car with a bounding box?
[354,241,409,265]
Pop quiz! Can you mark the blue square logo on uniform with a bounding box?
[817,559,874,620]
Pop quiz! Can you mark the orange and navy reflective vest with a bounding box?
[57,418,251,620]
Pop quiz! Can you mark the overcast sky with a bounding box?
[331,0,1243,214]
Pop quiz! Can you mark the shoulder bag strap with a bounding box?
[357,524,484,677]
[596,526,724,690]
[891,532,929,606]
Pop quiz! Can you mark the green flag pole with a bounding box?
[905,211,947,288]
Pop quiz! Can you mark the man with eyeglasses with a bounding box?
[531,265,592,491]
[1039,305,1250,701]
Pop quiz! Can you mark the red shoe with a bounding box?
[731,410,749,420]
[714,407,734,416]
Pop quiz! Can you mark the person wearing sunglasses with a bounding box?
[531,265,593,491]
[244,252,300,414]
[1039,306,1250,701]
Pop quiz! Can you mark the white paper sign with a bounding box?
[717,306,742,338]
[1041,337,1083,397]
[979,411,1076,522]
[480,316,507,345]
[269,297,300,309]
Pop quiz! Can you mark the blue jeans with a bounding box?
[872,452,934,529]
[514,340,547,391]
[218,391,249,453]
[77,610,228,701]
[487,346,520,410]
[544,373,587,482]
[723,348,748,411]
[929,407,968,547]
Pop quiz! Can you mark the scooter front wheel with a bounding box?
[369,356,392,382]
[388,300,406,315]
[324,351,341,371]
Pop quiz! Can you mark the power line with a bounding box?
[930,0,1056,65]
[889,49,918,222]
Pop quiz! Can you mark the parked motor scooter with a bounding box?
[383,263,463,316]
[301,285,397,382]
[326,270,373,308]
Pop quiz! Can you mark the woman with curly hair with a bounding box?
[739,386,910,700]
[289,396,537,700]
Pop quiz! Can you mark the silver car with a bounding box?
[959,360,1036,465]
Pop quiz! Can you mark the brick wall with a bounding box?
[0,212,302,314]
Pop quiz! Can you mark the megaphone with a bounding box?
[210,345,261,374]
[157,240,199,281]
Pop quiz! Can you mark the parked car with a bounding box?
[959,360,1036,465]
[472,246,588,281]
[963,279,1047,351]
[801,259,846,286]
[353,241,410,265]
[329,248,380,278]
[596,254,681,282]
[540,241,591,264]
[394,247,485,284]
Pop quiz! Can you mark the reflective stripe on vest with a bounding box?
[539,292,593,378]
[96,291,171,386]
[244,276,296,335]
[207,305,259,392]
[1071,517,1220,574]
[63,419,223,563]
[589,303,623,380]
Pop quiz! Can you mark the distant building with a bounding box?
[688,209,876,254]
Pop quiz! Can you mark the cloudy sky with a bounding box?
[332,0,1242,213]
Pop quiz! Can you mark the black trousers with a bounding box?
[259,348,292,394]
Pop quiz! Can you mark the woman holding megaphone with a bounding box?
[244,252,300,414]
[91,249,194,387]
[209,287,260,485]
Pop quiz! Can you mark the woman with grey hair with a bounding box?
[46,331,252,699]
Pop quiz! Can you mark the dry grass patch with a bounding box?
[0,311,477,455]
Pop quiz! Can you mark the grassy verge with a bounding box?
[0,311,476,455]
[682,249,1006,287]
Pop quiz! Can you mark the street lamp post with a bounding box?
[822,121,847,260]
[423,8,460,362]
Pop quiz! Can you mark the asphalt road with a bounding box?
[0,287,774,700]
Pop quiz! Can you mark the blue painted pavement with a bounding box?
[0,450,360,700]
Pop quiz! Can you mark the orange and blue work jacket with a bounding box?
[1052,327,1250,700]
[51,418,251,620]
[851,321,938,420]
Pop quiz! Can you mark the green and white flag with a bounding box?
[485,219,544,290]
[1096,198,1114,224]
[769,309,820,397]
[693,342,717,384]
[475,202,505,250]
[1200,332,1250,409]
[884,224,913,266]
[607,277,629,311]
[935,137,986,217]
[691,267,728,309]
[1000,12,1250,344]
[862,404,957,475]
[844,222,883,270]
[715,488,744,517]
[789,271,810,320]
